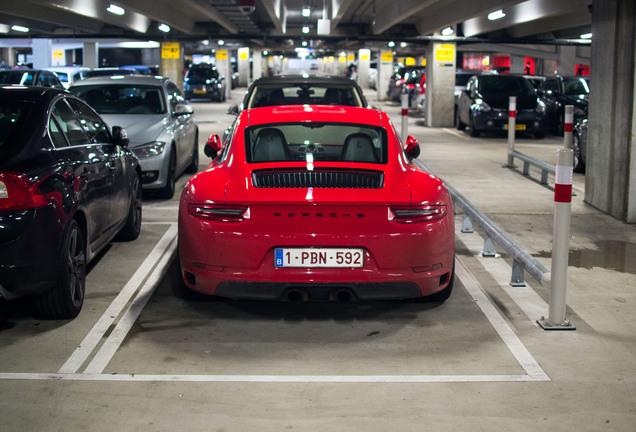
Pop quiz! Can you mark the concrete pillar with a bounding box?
[426,42,456,127]
[215,48,231,100]
[510,55,525,74]
[32,39,52,69]
[585,0,636,222]
[252,50,263,82]
[83,42,98,69]
[358,48,371,88]
[556,46,577,76]
[377,49,394,102]
[159,42,184,89]
[237,47,250,87]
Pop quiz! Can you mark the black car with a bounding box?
[184,66,226,102]
[456,74,546,138]
[229,74,369,114]
[538,75,590,135]
[387,66,426,101]
[573,116,588,173]
[0,86,142,319]
[0,69,65,89]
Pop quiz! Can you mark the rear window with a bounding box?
[70,84,166,115]
[0,71,35,85]
[0,101,27,149]
[245,123,387,164]
[186,68,220,83]
[247,84,363,108]
[479,77,535,95]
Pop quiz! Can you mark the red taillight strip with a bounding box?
[389,205,446,223]
[0,172,48,211]
[188,204,248,223]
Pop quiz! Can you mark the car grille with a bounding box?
[252,168,384,189]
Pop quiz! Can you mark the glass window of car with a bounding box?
[245,123,387,164]
[70,84,166,115]
[563,77,590,95]
[247,84,362,108]
[185,68,219,83]
[478,76,535,95]
[67,98,111,143]
[166,81,186,112]
[50,100,91,147]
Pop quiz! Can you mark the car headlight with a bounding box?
[472,98,491,112]
[536,100,546,113]
[132,141,166,158]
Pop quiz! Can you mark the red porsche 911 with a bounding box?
[178,105,455,303]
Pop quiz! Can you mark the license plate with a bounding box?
[504,124,526,130]
[275,248,364,268]
[194,89,207,94]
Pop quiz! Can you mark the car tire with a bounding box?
[468,114,480,137]
[117,173,142,241]
[157,148,176,199]
[573,133,586,173]
[34,219,86,319]
[456,108,465,130]
[185,133,199,174]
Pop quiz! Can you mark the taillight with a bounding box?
[0,172,48,211]
[389,205,446,223]
[188,204,249,222]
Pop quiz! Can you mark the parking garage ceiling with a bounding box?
[0,0,593,55]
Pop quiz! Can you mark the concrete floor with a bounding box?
[0,88,634,431]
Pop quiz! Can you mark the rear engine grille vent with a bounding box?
[252,168,384,189]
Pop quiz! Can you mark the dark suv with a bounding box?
[538,75,590,135]
[184,66,226,102]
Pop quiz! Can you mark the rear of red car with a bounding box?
[178,106,454,302]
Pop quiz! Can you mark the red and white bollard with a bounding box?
[563,105,574,149]
[507,96,516,167]
[401,90,409,139]
[538,148,576,330]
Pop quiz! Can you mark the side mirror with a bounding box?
[404,135,420,160]
[204,134,222,159]
[227,104,239,115]
[175,104,194,116]
[112,126,129,147]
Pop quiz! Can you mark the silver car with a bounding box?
[70,75,199,198]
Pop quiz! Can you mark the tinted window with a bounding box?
[70,84,166,114]
[246,123,387,164]
[67,99,111,143]
[166,81,186,112]
[0,71,35,85]
[186,68,219,83]
[479,77,535,95]
[563,77,590,95]
[50,100,90,147]
[247,84,362,108]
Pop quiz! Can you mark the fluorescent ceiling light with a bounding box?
[302,26,310,34]
[580,33,592,39]
[488,10,506,21]
[11,25,29,33]
[158,23,170,33]
[441,27,454,36]
[302,7,311,17]
[107,4,125,15]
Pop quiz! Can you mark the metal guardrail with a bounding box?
[414,159,552,289]
[508,150,556,185]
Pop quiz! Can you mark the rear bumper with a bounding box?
[473,110,545,133]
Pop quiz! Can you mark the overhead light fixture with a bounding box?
[488,10,506,21]
[11,25,29,33]
[580,33,592,39]
[158,23,170,33]
[302,26,310,34]
[218,40,225,46]
[302,7,311,17]
[388,41,395,48]
[441,27,454,36]
[107,4,125,15]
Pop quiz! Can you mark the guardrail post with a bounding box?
[401,89,409,139]
[461,214,474,233]
[482,237,497,257]
[538,148,576,330]
[511,259,526,287]
[506,96,516,167]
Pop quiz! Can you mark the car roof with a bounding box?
[244,105,384,127]
[70,75,168,86]
[0,84,64,101]
[250,74,361,86]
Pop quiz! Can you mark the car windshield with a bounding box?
[563,77,590,95]
[479,76,535,95]
[247,84,363,108]
[70,84,166,115]
[0,101,27,150]
[186,68,220,84]
[245,123,387,164]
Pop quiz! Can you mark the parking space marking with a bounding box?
[57,223,178,374]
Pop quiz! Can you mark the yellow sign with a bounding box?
[435,44,455,62]
[381,51,393,63]
[161,42,180,59]
[53,50,64,60]
[405,57,416,66]
[238,48,249,60]
[359,49,370,61]
[216,49,228,60]
[347,54,355,62]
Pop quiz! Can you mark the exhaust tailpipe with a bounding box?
[333,288,355,304]
[284,288,307,303]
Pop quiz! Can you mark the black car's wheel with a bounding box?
[456,108,465,130]
[468,114,480,137]
[185,133,199,174]
[34,220,86,319]
[117,173,142,241]
[157,148,176,199]
[573,132,586,173]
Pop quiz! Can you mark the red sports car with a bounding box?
[178,105,455,303]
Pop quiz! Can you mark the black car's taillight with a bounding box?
[0,172,48,211]
[188,204,249,222]
[389,205,446,223]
